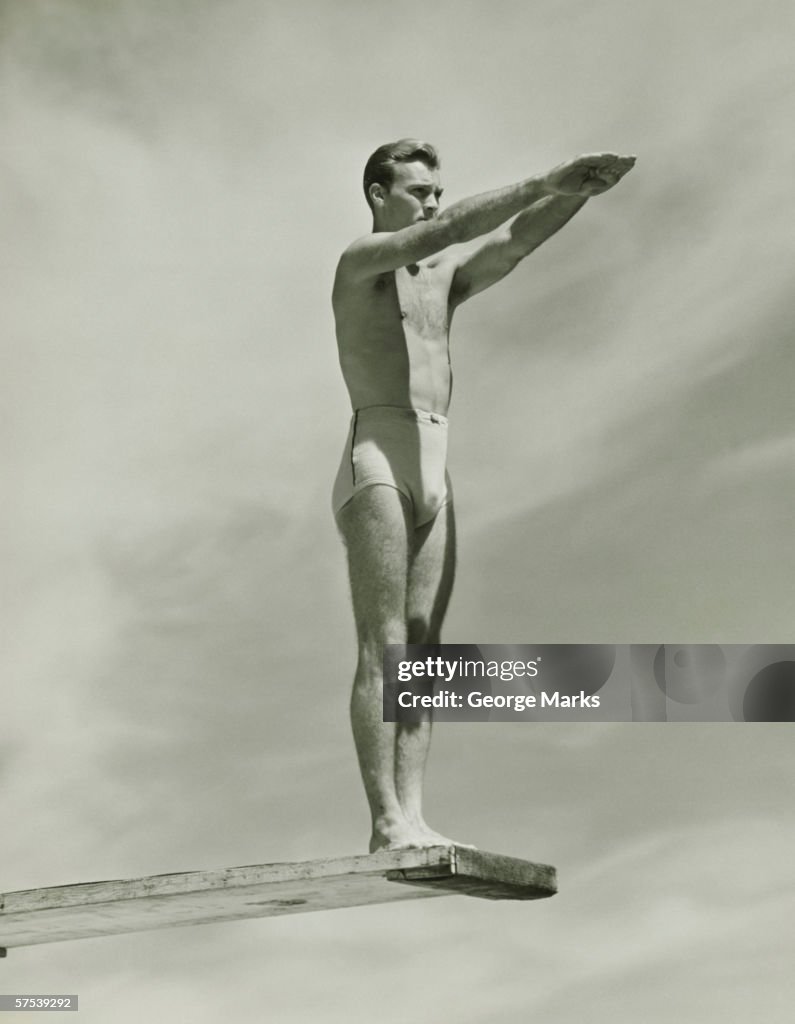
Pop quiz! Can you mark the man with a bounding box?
[331,139,635,852]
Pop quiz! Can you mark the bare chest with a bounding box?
[390,263,451,337]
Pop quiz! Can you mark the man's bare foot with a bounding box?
[369,816,476,852]
[369,824,436,853]
[418,825,476,851]
[369,814,472,853]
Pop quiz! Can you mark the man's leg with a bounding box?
[337,484,433,852]
[396,498,463,844]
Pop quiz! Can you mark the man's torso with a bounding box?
[332,252,458,415]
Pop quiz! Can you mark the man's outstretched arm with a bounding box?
[449,154,636,306]
[339,153,635,282]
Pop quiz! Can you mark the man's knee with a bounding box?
[356,619,408,669]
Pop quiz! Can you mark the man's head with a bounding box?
[363,139,443,230]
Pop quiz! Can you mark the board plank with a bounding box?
[0,846,556,953]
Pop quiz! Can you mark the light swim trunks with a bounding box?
[332,405,452,527]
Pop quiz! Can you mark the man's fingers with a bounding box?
[579,153,636,173]
[548,153,636,196]
[584,154,636,191]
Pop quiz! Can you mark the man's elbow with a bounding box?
[507,227,547,262]
[498,226,531,265]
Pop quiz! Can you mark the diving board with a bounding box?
[0,846,556,955]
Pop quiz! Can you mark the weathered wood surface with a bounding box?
[0,846,556,953]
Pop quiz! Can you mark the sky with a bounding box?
[1,0,794,1021]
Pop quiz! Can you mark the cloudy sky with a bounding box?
[2,0,793,1021]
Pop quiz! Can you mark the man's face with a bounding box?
[378,160,443,229]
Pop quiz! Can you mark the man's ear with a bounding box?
[369,183,385,207]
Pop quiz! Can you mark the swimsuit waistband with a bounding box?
[354,405,448,427]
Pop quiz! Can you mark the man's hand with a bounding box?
[543,153,636,197]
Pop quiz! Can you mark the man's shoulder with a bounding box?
[332,247,388,314]
[337,231,394,265]
[333,238,460,297]
[333,243,378,299]
[334,236,380,287]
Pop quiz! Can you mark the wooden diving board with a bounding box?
[0,846,556,955]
